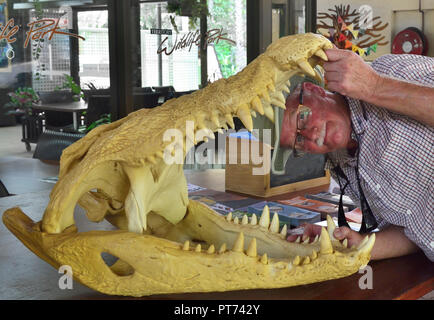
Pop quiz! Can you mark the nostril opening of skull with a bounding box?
[101,252,135,277]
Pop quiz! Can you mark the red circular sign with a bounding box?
[392,28,425,55]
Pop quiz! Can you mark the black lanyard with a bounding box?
[332,160,378,234]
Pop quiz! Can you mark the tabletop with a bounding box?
[0,162,433,300]
[32,100,88,113]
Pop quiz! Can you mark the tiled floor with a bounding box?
[0,124,433,300]
[0,124,34,159]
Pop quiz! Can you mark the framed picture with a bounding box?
[0,0,12,72]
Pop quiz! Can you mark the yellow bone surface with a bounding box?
[2,34,375,297]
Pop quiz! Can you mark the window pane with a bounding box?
[78,10,110,89]
[139,0,247,91]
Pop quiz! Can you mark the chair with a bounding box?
[33,129,85,162]
[133,92,166,111]
[86,95,111,127]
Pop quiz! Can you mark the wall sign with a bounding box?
[157,28,235,56]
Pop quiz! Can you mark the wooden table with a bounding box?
[33,100,88,131]
[0,166,432,300]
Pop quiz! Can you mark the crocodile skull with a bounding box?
[3,33,375,297]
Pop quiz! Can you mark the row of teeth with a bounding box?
[139,48,329,166]
[180,217,375,268]
[226,206,350,248]
[180,233,317,266]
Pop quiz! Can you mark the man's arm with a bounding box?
[288,224,420,260]
[323,48,434,127]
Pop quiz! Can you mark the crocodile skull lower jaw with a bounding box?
[3,33,376,296]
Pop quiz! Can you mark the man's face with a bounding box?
[280,82,353,154]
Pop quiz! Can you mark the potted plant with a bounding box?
[167,0,209,31]
[55,74,85,102]
[3,87,43,151]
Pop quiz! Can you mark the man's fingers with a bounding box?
[325,48,350,62]
[333,227,351,240]
[323,61,342,72]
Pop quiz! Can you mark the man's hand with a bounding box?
[287,223,365,248]
[323,48,381,101]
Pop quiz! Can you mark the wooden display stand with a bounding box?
[225,136,330,198]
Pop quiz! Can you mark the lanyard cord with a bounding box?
[328,124,378,233]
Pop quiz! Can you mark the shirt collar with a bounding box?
[343,96,366,136]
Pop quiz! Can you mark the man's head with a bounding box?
[280,82,354,154]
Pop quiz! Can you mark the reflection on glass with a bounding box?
[78,10,110,89]
[139,0,246,91]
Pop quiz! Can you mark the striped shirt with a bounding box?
[325,54,434,261]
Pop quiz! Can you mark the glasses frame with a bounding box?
[292,86,312,158]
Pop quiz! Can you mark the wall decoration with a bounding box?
[317,4,389,58]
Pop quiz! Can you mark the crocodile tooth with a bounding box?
[314,48,328,61]
[286,80,291,88]
[342,238,348,248]
[303,256,311,265]
[357,235,369,250]
[280,224,288,238]
[251,110,257,118]
[207,244,215,254]
[226,212,232,222]
[196,115,206,130]
[237,104,253,131]
[311,250,318,260]
[263,102,275,122]
[233,216,239,224]
[217,128,224,134]
[297,59,316,77]
[211,112,220,128]
[267,82,276,93]
[241,215,248,225]
[250,214,257,225]
[218,243,227,254]
[225,114,235,129]
[206,129,215,139]
[320,227,333,254]
[326,215,337,241]
[282,85,290,93]
[251,96,265,115]
[295,236,301,243]
[222,123,229,130]
[195,244,202,252]
[303,236,310,244]
[155,151,164,159]
[260,253,268,264]
[358,234,376,254]
[246,238,257,257]
[269,212,279,233]
[259,205,270,228]
[261,89,271,102]
[147,155,157,164]
[182,240,190,251]
[313,234,319,243]
[275,91,286,104]
[293,256,301,265]
[270,98,286,110]
[232,232,244,252]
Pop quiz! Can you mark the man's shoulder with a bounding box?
[371,54,434,84]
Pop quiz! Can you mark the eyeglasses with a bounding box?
[292,86,312,158]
